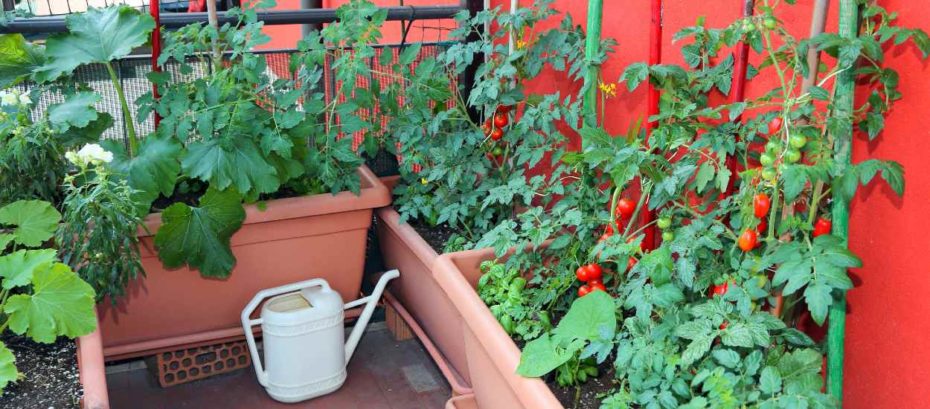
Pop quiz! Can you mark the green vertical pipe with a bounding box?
[826,0,858,403]
[583,0,603,125]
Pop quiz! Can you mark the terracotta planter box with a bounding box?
[374,183,471,394]
[445,393,478,409]
[77,325,109,409]
[433,248,562,409]
[97,166,390,359]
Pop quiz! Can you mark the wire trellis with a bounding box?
[13,42,457,175]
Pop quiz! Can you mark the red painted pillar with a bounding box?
[643,0,662,248]
[150,0,162,128]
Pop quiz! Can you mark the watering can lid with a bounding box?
[261,284,344,323]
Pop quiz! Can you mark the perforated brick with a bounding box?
[154,341,251,387]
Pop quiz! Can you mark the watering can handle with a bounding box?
[240,278,333,387]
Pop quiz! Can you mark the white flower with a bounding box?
[18,93,31,106]
[65,151,79,165]
[68,143,114,166]
[0,91,18,106]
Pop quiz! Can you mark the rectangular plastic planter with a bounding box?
[375,178,472,394]
[97,166,391,359]
[433,247,562,409]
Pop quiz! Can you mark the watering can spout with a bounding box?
[344,269,399,362]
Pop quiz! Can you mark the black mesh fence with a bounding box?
[12,42,456,175]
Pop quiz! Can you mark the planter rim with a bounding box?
[376,205,440,264]
[76,310,109,409]
[433,247,561,408]
[139,165,390,237]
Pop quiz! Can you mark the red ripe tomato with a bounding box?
[493,113,509,128]
[575,266,589,282]
[813,217,832,237]
[578,285,592,297]
[738,229,758,252]
[711,281,729,297]
[768,116,783,135]
[757,220,767,234]
[753,193,771,219]
[584,264,603,281]
[598,233,611,242]
[589,282,607,292]
[490,128,504,141]
[627,257,638,271]
[719,321,729,330]
[482,121,491,136]
[615,198,636,220]
[497,105,512,115]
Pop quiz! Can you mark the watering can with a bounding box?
[241,269,399,403]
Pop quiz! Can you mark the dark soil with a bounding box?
[409,220,457,253]
[0,334,81,409]
[549,367,616,409]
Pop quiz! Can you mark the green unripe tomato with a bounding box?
[762,168,777,181]
[759,152,775,167]
[657,217,672,229]
[492,146,504,156]
[763,17,777,30]
[662,231,674,242]
[765,140,781,153]
[785,148,802,163]
[789,134,807,149]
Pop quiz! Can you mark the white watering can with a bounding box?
[241,269,399,403]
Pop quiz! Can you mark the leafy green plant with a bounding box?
[0,200,97,393]
[56,144,145,302]
[476,260,549,340]
[464,0,928,407]
[385,0,601,249]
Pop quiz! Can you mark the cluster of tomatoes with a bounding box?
[759,116,807,181]
[575,263,606,297]
[482,105,513,161]
[737,193,770,252]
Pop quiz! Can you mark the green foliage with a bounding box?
[517,290,614,386]
[388,0,599,249]
[57,155,145,302]
[34,6,154,82]
[0,200,97,394]
[154,188,246,278]
[477,261,548,340]
[459,0,927,406]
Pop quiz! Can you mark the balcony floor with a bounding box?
[106,323,451,409]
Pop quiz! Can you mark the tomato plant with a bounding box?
[472,0,928,407]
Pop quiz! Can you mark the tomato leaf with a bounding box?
[803,283,833,325]
[0,342,17,392]
[4,263,97,343]
[154,188,245,278]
